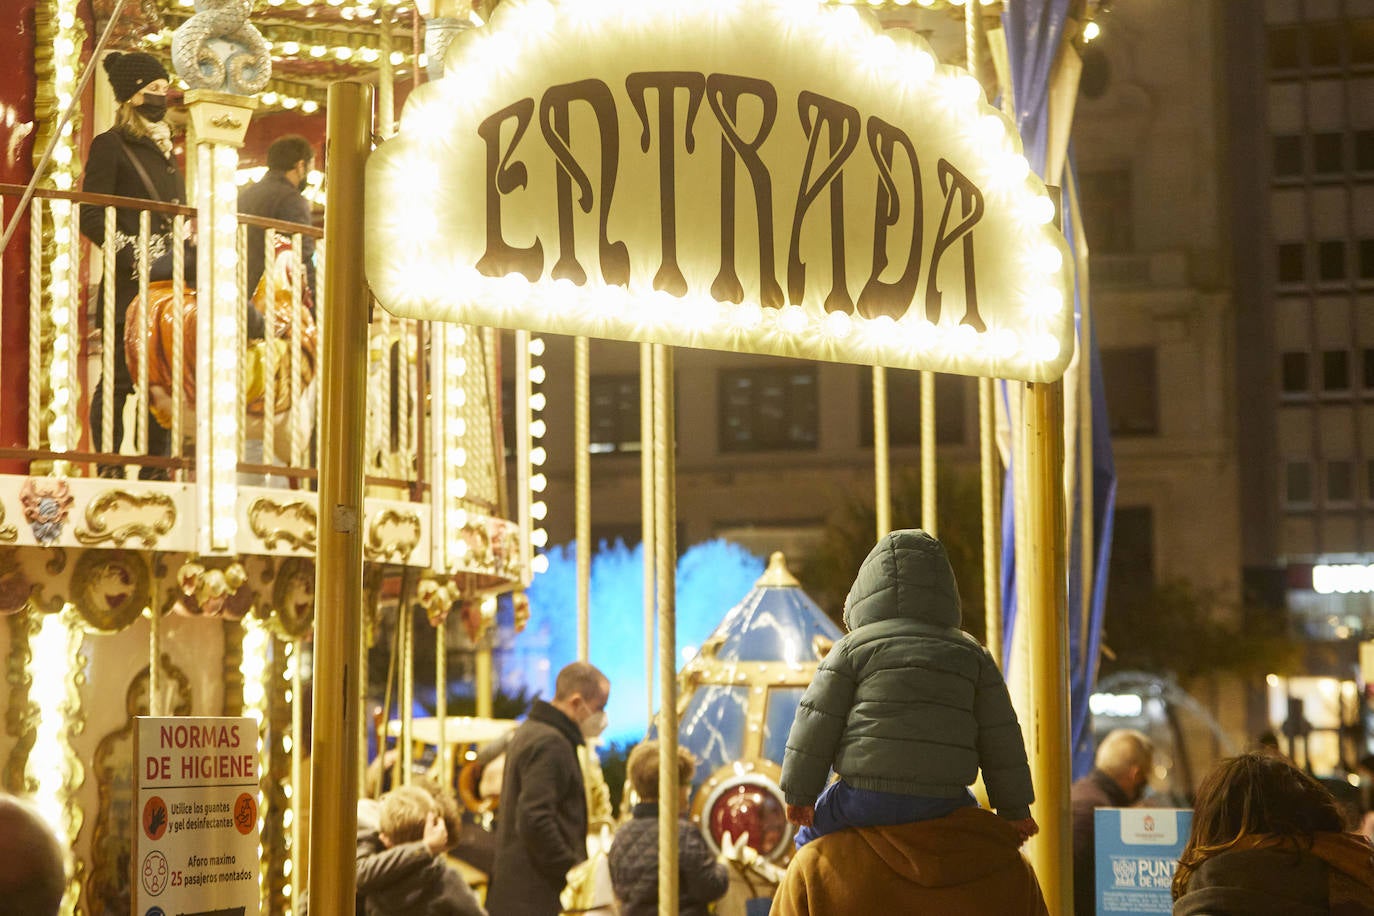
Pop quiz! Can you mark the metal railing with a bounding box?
[0,182,428,494]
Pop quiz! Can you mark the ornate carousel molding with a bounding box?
[74,489,178,548]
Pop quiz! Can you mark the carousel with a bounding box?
[0,0,1108,913]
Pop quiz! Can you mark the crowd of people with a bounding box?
[7,530,1374,915]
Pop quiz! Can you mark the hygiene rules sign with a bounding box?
[133,716,260,915]
[1093,807,1192,915]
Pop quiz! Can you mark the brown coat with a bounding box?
[769,806,1048,916]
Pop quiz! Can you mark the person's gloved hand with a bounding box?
[785,803,814,827]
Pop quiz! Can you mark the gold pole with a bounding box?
[1023,379,1070,914]
[399,571,416,785]
[575,336,591,662]
[307,80,371,916]
[920,371,936,536]
[290,637,304,910]
[378,9,395,139]
[1067,172,1096,666]
[980,378,1003,666]
[653,343,679,916]
[967,0,1001,667]
[641,343,656,727]
[436,616,448,784]
[476,636,493,719]
[873,367,890,540]
[148,588,162,718]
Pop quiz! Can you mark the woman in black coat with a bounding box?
[79,51,183,476]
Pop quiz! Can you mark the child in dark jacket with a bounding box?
[608,741,730,916]
[780,528,1039,847]
[361,785,487,916]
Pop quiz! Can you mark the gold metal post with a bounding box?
[307,80,372,916]
[576,336,591,662]
[967,0,1002,668]
[641,343,656,726]
[980,378,1002,666]
[653,343,679,916]
[873,367,890,539]
[920,371,936,536]
[476,639,493,719]
[1022,379,1070,914]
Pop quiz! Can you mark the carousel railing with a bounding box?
[0,182,430,498]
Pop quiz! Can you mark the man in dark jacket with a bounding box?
[485,661,610,916]
[1070,728,1153,916]
[239,134,317,303]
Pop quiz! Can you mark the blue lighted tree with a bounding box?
[495,539,765,743]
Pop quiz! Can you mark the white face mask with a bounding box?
[580,709,608,739]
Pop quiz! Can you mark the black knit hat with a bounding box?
[103,51,169,103]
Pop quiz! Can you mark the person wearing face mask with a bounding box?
[486,661,611,916]
[1069,728,1154,916]
[239,134,318,306]
[79,50,184,477]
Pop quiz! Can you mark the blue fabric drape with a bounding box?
[998,0,1117,780]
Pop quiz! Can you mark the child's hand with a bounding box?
[785,804,814,827]
[1009,816,1038,846]
[422,810,449,855]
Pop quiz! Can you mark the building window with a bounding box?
[1308,21,1344,68]
[1101,347,1158,437]
[1322,350,1350,392]
[1277,243,1306,284]
[1078,169,1133,253]
[1318,241,1346,283]
[1267,26,1302,70]
[589,375,641,454]
[1281,351,1310,395]
[1328,460,1354,504]
[1312,132,1344,174]
[1363,349,1374,390]
[858,371,968,447]
[1106,506,1155,618]
[718,364,819,453]
[1286,461,1313,506]
[1353,19,1374,65]
[1366,460,1374,503]
[1357,130,1374,172]
[1273,135,1303,177]
[1359,239,1374,282]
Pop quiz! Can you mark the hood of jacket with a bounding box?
[843,806,1023,888]
[844,529,961,631]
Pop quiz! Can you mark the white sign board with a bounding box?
[133,716,261,915]
[366,0,1075,382]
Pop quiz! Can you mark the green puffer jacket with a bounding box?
[780,529,1034,818]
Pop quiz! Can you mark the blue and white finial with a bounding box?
[171,0,272,96]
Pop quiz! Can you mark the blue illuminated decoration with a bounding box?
[495,538,765,743]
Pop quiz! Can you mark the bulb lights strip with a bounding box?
[196,143,242,552]
[513,331,535,582]
[240,615,270,908]
[27,606,85,916]
[528,334,549,574]
[367,0,1075,384]
[431,322,471,570]
[284,640,300,910]
[37,0,83,460]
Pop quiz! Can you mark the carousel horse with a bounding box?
[124,239,317,455]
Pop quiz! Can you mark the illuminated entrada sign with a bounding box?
[366,0,1075,382]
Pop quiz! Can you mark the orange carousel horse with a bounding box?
[124,240,318,455]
